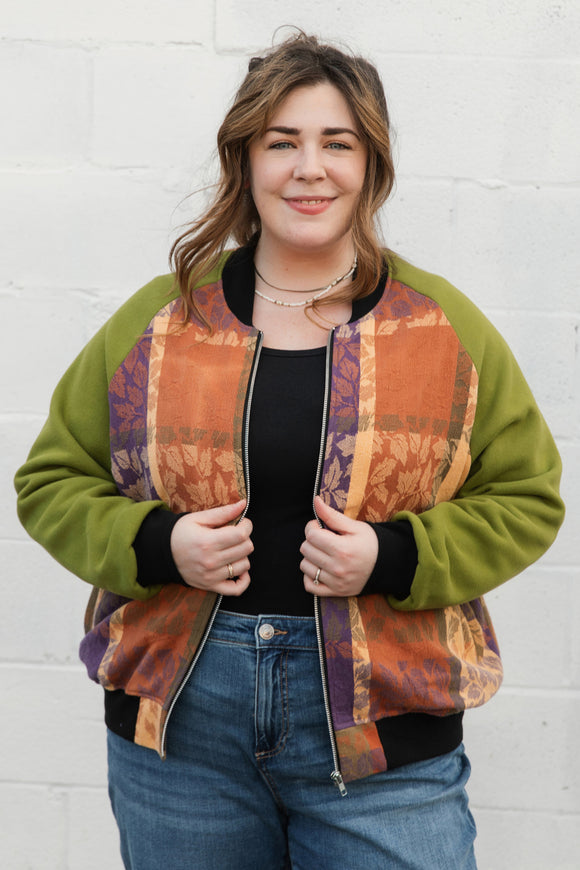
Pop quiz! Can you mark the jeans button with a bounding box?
[259,623,275,640]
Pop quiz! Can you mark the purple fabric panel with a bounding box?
[318,323,362,729]
[80,591,130,681]
[320,597,358,730]
[109,318,162,502]
[320,324,361,513]
[79,621,111,682]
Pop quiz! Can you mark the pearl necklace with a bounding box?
[254,256,357,308]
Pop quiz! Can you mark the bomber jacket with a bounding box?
[15,251,564,788]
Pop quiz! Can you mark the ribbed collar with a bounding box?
[221,243,388,327]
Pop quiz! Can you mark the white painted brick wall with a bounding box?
[2,2,578,867]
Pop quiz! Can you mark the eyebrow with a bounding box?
[265,125,360,139]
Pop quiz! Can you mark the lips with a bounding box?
[285,197,334,215]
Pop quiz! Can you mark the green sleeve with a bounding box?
[14,276,178,601]
[390,261,565,611]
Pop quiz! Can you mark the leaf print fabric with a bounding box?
[318,278,501,780]
[84,267,503,774]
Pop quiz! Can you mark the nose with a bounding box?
[293,146,326,182]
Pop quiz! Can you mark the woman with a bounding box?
[15,32,564,869]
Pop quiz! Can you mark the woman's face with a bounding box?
[248,82,368,259]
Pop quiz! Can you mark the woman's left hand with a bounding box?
[300,495,379,597]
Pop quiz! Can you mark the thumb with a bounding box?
[195,499,247,529]
[314,495,353,534]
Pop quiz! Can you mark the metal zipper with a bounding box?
[160,330,264,758]
[240,330,264,519]
[313,328,347,796]
[242,329,345,793]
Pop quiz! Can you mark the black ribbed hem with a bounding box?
[104,686,463,772]
[376,711,464,769]
[104,688,140,742]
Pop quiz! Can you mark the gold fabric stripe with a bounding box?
[134,697,164,751]
[348,596,372,725]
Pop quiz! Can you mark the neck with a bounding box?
[253,236,356,292]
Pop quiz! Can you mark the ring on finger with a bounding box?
[227,563,234,580]
[313,567,321,586]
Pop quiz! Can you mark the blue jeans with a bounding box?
[108,610,477,869]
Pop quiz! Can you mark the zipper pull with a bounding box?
[331,769,348,797]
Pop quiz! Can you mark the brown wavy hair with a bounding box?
[170,32,395,323]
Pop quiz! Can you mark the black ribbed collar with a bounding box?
[221,244,388,327]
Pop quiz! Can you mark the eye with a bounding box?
[268,141,295,150]
[326,141,352,151]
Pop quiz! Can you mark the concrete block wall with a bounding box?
[1,1,578,866]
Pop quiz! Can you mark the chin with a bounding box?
[283,230,352,255]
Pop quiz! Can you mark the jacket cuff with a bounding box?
[362,520,418,600]
[133,509,189,588]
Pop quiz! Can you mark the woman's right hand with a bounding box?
[170,499,253,595]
